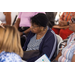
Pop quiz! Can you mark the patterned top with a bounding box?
[26,27,48,51]
[58,33,75,62]
[26,34,45,51]
[0,51,22,62]
[59,12,75,21]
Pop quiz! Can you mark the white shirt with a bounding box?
[55,12,63,24]
[0,12,6,23]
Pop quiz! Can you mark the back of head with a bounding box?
[0,25,23,57]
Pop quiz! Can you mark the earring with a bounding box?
[41,29,43,31]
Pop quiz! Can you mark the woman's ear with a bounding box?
[40,27,44,31]
[41,28,43,31]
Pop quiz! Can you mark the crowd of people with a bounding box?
[0,12,75,62]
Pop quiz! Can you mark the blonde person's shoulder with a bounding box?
[0,52,22,62]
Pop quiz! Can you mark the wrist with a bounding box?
[22,32,25,35]
[67,22,69,25]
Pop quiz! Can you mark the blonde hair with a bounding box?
[0,25,23,57]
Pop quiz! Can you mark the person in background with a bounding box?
[52,12,75,39]
[0,12,11,25]
[53,17,75,62]
[0,25,23,62]
[22,13,57,62]
[46,12,57,28]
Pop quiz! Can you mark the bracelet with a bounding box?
[67,22,69,25]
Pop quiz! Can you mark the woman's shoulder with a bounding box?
[43,28,57,43]
[46,28,55,37]
[0,51,22,62]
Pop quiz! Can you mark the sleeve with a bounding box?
[18,12,22,18]
[22,32,30,51]
[40,34,56,59]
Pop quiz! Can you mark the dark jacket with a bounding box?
[23,28,57,62]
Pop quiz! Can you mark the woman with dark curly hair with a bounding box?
[22,13,58,62]
[0,25,23,62]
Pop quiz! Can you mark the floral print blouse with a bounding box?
[0,51,22,62]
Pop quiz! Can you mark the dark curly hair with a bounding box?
[30,13,48,27]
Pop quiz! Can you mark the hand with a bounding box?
[0,21,6,25]
[0,21,2,25]
[59,21,67,26]
[0,23,5,25]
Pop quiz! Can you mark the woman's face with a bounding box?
[30,23,42,34]
[69,20,75,32]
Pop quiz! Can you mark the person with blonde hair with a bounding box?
[0,25,23,62]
